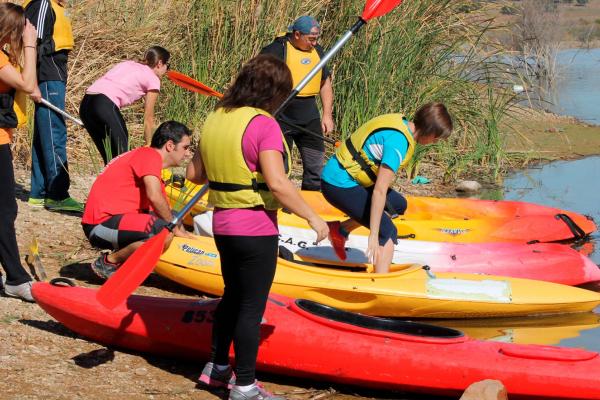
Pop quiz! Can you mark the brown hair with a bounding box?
[413,102,453,139]
[140,46,170,68]
[0,3,26,65]
[217,54,292,114]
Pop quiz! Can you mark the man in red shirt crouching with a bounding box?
[82,121,193,280]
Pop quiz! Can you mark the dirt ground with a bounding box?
[1,168,449,400]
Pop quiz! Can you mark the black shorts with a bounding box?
[321,181,407,246]
[82,213,169,250]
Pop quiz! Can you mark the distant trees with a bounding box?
[513,0,562,83]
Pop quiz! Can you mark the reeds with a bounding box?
[13,0,516,182]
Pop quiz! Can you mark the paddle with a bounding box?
[25,237,47,281]
[166,70,223,98]
[96,185,209,309]
[97,0,403,309]
[40,98,84,126]
[167,70,340,146]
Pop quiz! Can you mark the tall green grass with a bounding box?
[12,0,516,182]
[157,0,515,182]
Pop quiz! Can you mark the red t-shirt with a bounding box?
[82,147,164,225]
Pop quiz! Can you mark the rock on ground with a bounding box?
[459,380,508,400]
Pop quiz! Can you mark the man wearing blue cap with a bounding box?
[260,15,334,191]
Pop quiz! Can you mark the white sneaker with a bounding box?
[229,382,284,400]
[4,281,35,302]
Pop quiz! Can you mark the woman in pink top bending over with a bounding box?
[79,46,169,164]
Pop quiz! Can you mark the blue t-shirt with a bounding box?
[322,127,411,188]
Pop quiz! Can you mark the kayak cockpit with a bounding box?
[294,298,464,339]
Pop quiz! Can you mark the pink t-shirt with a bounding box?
[212,115,284,236]
[87,61,160,108]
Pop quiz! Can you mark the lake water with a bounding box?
[535,48,600,124]
[443,49,600,354]
[498,156,600,351]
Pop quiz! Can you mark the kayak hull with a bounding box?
[156,236,600,318]
[32,282,600,399]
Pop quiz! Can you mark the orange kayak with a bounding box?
[164,172,596,243]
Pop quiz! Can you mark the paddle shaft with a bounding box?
[274,18,366,117]
[40,98,84,126]
[169,184,209,228]
[279,116,338,146]
[96,184,208,309]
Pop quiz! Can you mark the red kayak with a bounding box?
[33,281,600,399]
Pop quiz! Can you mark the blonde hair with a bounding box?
[0,3,26,65]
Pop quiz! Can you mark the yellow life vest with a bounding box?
[335,114,416,187]
[285,40,322,97]
[14,90,28,128]
[200,107,292,210]
[23,0,74,52]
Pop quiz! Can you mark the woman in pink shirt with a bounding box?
[186,55,329,400]
[79,46,169,164]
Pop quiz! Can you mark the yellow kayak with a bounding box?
[428,312,600,345]
[156,236,600,318]
[162,171,596,243]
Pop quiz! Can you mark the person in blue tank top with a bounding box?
[322,103,453,273]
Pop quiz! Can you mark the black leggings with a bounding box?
[0,144,32,286]
[210,234,278,386]
[79,93,128,165]
[321,180,407,246]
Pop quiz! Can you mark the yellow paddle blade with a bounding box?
[29,237,39,256]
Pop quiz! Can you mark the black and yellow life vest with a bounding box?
[200,107,291,210]
[335,114,416,187]
[23,0,74,52]
[285,40,322,97]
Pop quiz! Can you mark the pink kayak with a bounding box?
[192,212,600,286]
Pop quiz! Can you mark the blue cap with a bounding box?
[289,16,320,34]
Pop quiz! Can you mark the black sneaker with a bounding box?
[90,254,119,280]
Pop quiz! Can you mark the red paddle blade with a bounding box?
[167,70,223,98]
[361,0,403,20]
[96,228,170,309]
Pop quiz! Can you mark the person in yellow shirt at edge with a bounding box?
[260,16,334,191]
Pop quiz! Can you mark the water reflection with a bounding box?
[427,313,600,346]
